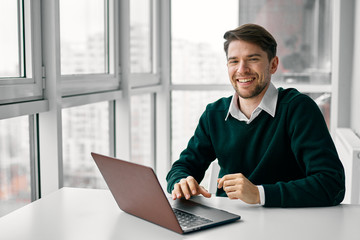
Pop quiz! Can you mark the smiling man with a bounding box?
[166,24,345,207]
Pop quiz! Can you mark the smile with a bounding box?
[237,78,254,83]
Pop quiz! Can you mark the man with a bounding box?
[166,24,345,207]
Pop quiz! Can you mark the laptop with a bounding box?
[91,152,240,234]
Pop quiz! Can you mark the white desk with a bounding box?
[1,187,360,240]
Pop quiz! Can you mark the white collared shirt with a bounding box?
[225,82,279,205]
[225,82,278,123]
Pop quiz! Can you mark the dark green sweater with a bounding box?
[166,88,345,207]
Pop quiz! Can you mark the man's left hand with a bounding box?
[217,173,260,204]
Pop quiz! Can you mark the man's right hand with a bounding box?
[171,176,212,200]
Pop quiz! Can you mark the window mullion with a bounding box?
[29,114,41,201]
[18,0,25,77]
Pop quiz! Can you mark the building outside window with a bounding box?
[0,116,31,217]
[60,0,107,75]
[62,102,110,189]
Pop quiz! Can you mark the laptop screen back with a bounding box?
[91,152,182,233]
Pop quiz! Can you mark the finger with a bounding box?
[217,178,224,188]
[198,186,212,198]
[218,173,246,188]
[217,176,232,188]
[222,179,239,188]
[179,179,191,199]
[226,191,240,200]
[217,174,234,188]
[173,183,183,199]
[186,176,198,195]
[223,185,239,194]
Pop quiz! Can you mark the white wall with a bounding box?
[351,1,360,135]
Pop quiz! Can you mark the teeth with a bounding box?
[238,78,253,83]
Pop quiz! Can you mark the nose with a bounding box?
[236,60,249,74]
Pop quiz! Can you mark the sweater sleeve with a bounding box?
[263,95,345,207]
[166,108,217,194]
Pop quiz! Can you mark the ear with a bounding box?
[269,56,279,74]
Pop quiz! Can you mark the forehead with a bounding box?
[227,40,266,58]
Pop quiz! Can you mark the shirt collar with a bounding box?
[225,82,278,122]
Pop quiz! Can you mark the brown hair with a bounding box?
[223,23,277,61]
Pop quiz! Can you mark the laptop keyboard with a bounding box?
[173,208,213,229]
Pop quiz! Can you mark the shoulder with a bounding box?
[276,87,324,122]
[205,96,232,112]
[277,87,316,108]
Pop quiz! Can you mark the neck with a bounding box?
[237,84,269,119]
[238,97,260,119]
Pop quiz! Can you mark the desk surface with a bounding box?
[1,187,360,240]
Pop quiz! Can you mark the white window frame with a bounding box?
[60,0,120,97]
[130,0,161,88]
[0,0,43,105]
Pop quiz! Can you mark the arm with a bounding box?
[263,95,345,207]
[166,109,216,198]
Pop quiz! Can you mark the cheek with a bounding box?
[227,67,235,77]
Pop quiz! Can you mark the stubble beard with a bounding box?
[232,70,271,100]
[235,81,268,99]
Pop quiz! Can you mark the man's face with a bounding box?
[227,40,278,100]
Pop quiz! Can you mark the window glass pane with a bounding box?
[171,0,239,84]
[239,0,332,85]
[171,91,233,164]
[0,116,31,217]
[62,102,109,189]
[60,0,107,75]
[131,94,153,167]
[130,0,152,73]
[0,0,22,78]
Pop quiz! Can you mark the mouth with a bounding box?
[237,78,254,83]
[234,75,257,84]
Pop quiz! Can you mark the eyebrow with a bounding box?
[247,53,262,58]
[227,53,262,61]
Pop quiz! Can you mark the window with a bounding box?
[0,0,43,104]
[130,0,152,73]
[60,0,107,75]
[171,0,239,85]
[62,102,110,189]
[171,91,233,163]
[237,0,333,128]
[131,94,154,167]
[60,0,119,96]
[130,0,160,87]
[0,116,31,217]
[238,0,332,86]
[171,0,238,163]
[0,0,22,78]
